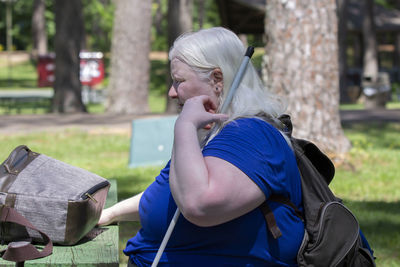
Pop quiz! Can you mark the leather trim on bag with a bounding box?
[64,184,110,245]
[0,148,40,193]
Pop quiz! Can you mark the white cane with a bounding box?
[151,46,255,267]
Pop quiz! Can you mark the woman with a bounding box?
[99,27,304,266]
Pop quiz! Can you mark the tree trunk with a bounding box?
[106,0,151,114]
[362,0,378,82]
[395,1,400,72]
[53,0,86,113]
[361,0,386,109]
[263,0,351,154]
[154,0,164,35]
[32,0,47,58]
[337,0,350,103]
[165,0,193,114]
[197,0,206,29]
[395,31,400,71]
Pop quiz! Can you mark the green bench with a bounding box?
[0,90,53,114]
[0,179,119,266]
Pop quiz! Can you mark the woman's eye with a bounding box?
[173,80,182,88]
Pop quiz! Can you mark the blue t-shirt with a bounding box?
[124,118,304,267]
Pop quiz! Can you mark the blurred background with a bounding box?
[0,0,399,266]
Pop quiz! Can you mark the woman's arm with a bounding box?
[98,192,143,226]
[169,96,265,227]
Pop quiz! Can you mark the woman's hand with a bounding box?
[97,192,143,226]
[176,95,228,130]
[97,208,116,226]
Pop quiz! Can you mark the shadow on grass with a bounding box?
[342,122,400,150]
[344,199,400,265]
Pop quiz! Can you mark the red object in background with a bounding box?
[79,52,105,87]
[37,52,105,88]
[37,53,55,87]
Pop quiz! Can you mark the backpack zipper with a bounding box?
[332,203,360,265]
[81,180,110,202]
[310,201,360,259]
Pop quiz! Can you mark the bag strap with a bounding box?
[0,205,53,262]
[259,196,304,240]
[259,202,282,239]
[269,195,304,220]
[257,115,304,239]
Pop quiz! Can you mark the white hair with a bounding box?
[169,27,288,142]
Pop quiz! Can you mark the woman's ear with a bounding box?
[212,68,224,94]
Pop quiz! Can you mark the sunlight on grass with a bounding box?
[340,95,400,110]
[0,60,37,89]
[330,123,400,266]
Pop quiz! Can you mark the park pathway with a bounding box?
[0,109,399,135]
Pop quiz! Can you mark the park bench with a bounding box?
[0,88,106,114]
[0,90,53,114]
[0,179,119,266]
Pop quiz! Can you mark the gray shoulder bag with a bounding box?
[0,145,110,263]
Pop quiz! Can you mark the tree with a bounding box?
[106,0,151,114]
[82,0,114,52]
[263,0,351,154]
[196,0,206,29]
[31,0,47,58]
[395,1,400,70]
[165,0,193,113]
[52,0,86,113]
[337,0,350,103]
[362,0,379,82]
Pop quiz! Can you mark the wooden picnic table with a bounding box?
[0,179,119,266]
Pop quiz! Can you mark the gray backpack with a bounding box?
[261,115,376,267]
[0,145,110,262]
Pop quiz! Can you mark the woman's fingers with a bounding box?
[179,95,228,129]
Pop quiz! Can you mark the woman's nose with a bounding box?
[168,86,178,98]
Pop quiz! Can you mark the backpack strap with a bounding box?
[257,114,304,239]
[269,195,304,221]
[259,196,304,239]
[259,202,282,239]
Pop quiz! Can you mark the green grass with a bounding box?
[340,100,400,110]
[332,122,400,266]
[0,122,399,265]
[0,59,38,89]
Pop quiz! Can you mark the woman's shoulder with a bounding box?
[223,117,280,136]
[217,116,291,151]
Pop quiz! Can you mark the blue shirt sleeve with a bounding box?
[202,118,300,202]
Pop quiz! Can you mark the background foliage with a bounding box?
[0,0,400,265]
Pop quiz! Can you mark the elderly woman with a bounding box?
[99,27,304,267]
